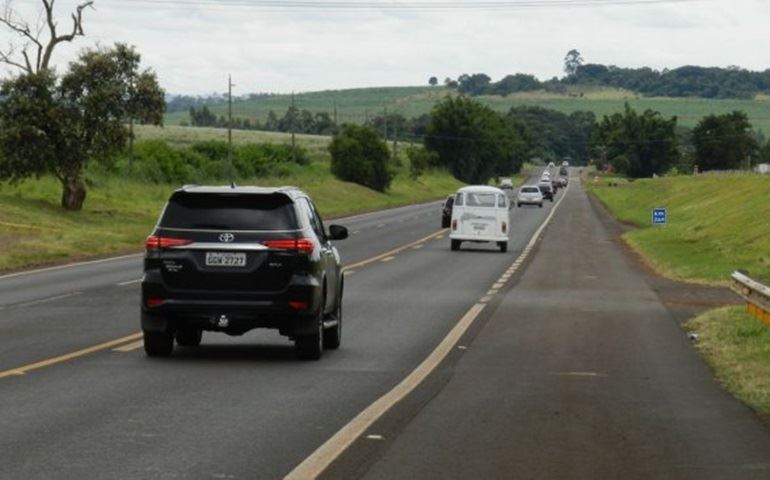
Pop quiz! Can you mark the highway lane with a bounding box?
[330,176,770,480]
[0,199,446,371]
[0,178,561,479]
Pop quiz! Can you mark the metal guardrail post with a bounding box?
[730,271,770,326]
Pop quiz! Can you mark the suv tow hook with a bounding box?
[216,315,230,328]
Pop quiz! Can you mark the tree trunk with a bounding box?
[61,175,87,210]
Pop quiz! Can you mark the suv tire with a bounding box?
[144,331,174,357]
[176,328,202,347]
[296,304,324,360]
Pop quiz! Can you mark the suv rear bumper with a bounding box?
[141,272,323,337]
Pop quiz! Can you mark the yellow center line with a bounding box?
[342,229,447,273]
[0,333,143,380]
[1,229,449,380]
[380,256,396,263]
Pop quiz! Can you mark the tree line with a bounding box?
[443,50,770,99]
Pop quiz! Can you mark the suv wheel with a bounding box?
[176,328,202,347]
[144,331,174,357]
[323,298,342,350]
[296,306,323,360]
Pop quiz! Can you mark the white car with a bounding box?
[517,185,544,208]
[450,186,510,253]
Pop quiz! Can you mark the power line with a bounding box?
[103,0,705,10]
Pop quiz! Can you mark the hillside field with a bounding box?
[165,86,770,133]
[590,174,770,285]
[0,126,463,273]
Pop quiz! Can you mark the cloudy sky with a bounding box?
[0,0,768,95]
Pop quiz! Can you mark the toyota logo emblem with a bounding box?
[219,233,235,243]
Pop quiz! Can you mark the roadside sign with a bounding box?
[652,208,667,225]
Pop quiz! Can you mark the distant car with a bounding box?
[450,186,510,252]
[551,179,561,193]
[141,185,349,360]
[516,185,543,208]
[537,181,554,201]
[559,166,568,176]
[441,195,454,228]
[547,162,555,168]
[499,178,514,189]
[562,160,570,167]
[559,177,568,187]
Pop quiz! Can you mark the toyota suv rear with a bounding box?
[141,185,348,360]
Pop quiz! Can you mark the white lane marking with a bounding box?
[113,340,145,352]
[553,372,607,378]
[435,234,445,240]
[0,253,143,281]
[380,256,396,263]
[117,278,142,286]
[457,345,468,350]
[352,231,361,235]
[479,296,492,303]
[377,224,385,229]
[492,283,504,289]
[18,292,82,308]
[412,245,424,250]
[284,303,486,480]
[487,289,498,295]
[285,182,572,480]
[365,435,384,441]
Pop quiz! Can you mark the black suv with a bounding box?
[141,186,348,360]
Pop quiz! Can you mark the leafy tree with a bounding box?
[329,124,393,192]
[0,44,164,210]
[564,49,584,76]
[406,145,437,179]
[591,104,679,178]
[425,96,527,184]
[456,73,492,95]
[692,112,758,171]
[429,76,438,86]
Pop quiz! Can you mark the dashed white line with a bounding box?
[18,292,82,308]
[117,278,142,286]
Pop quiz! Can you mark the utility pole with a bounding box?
[291,92,296,163]
[228,75,235,165]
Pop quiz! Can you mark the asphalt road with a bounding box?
[0,179,560,479]
[327,177,770,480]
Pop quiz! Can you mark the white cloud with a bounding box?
[0,0,768,94]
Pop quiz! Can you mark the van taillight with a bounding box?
[502,222,507,234]
[145,235,192,250]
[452,220,457,231]
[262,238,315,255]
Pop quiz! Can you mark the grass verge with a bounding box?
[687,306,770,417]
[0,165,462,273]
[590,175,770,286]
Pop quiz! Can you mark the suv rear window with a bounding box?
[160,193,298,231]
[521,187,539,193]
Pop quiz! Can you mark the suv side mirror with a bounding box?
[328,224,348,241]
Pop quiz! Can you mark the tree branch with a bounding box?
[40,0,93,70]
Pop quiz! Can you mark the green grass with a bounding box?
[0,126,464,272]
[590,175,770,285]
[687,306,770,416]
[166,86,770,134]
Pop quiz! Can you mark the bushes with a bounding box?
[329,124,394,192]
[114,139,309,184]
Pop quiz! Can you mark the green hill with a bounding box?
[166,86,770,134]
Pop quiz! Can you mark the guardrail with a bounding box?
[730,271,770,325]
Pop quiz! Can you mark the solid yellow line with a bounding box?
[380,256,396,263]
[284,303,486,480]
[112,340,145,353]
[0,229,448,380]
[0,333,143,380]
[342,229,447,273]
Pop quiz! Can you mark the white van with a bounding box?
[449,186,510,252]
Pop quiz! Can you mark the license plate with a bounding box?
[205,252,246,267]
[472,223,487,231]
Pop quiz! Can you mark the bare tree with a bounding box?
[0,0,94,74]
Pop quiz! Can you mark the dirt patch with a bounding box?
[587,191,741,326]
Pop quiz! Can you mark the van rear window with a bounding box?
[465,193,497,207]
[160,193,298,231]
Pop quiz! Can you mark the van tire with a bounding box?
[539,203,543,208]
[498,242,508,253]
[451,239,461,251]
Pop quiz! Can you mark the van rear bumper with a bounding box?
[449,233,509,242]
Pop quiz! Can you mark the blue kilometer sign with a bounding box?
[652,208,667,225]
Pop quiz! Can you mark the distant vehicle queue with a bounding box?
[442,164,569,252]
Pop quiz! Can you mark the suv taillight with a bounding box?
[262,238,315,255]
[145,235,193,251]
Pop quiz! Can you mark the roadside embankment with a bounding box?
[590,174,770,286]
